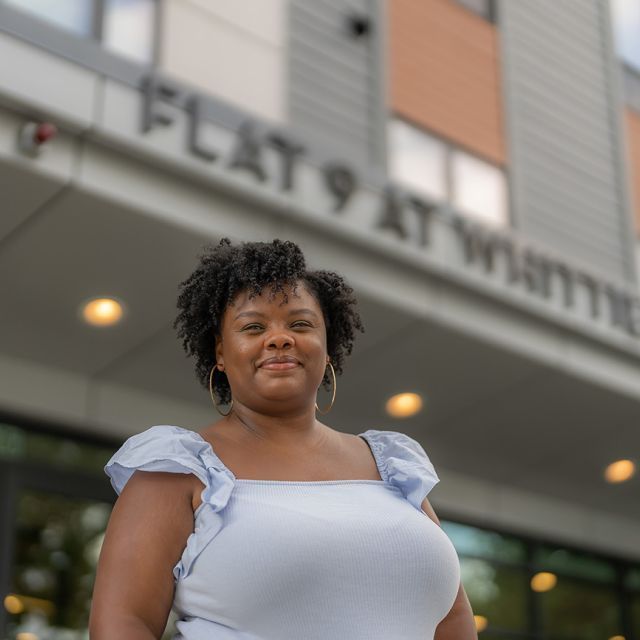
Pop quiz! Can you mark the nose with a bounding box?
[265,331,295,349]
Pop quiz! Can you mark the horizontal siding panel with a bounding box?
[523,170,621,220]
[531,214,627,266]
[290,71,369,114]
[511,57,612,106]
[513,97,612,150]
[518,121,616,176]
[525,205,624,245]
[291,105,371,145]
[522,191,623,248]
[290,21,369,67]
[509,15,604,56]
[291,48,370,98]
[291,90,372,133]
[525,192,625,245]
[500,0,634,282]
[289,0,380,166]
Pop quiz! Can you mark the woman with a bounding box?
[89,237,477,639]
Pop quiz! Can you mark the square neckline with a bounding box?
[191,428,387,485]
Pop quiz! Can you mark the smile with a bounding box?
[260,362,300,370]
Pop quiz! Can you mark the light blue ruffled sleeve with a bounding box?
[104,424,236,582]
[360,429,440,511]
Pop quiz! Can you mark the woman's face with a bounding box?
[215,281,328,411]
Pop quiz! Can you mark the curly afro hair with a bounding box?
[173,237,365,405]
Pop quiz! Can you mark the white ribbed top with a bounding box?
[105,425,461,640]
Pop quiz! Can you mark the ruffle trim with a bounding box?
[104,425,236,582]
[360,429,440,512]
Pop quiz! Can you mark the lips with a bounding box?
[259,356,300,367]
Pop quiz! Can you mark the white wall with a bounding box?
[159,0,287,124]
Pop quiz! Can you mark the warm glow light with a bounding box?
[531,572,557,592]
[604,459,636,483]
[4,594,24,614]
[5,593,54,616]
[385,392,424,418]
[474,615,488,631]
[17,633,39,640]
[81,297,124,326]
[609,635,626,640]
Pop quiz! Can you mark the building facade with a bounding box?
[0,1,639,638]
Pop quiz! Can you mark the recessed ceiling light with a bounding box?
[3,594,24,614]
[530,572,557,592]
[473,615,488,632]
[604,459,636,484]
[80,297,125,327]
[385,392,423,418]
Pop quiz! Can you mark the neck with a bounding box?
[222,403,330,451]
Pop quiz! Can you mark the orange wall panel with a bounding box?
[625,109,640,236]
[389,0,506,166]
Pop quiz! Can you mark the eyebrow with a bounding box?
[234,308,318,320]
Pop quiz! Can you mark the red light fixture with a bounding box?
[19,121,58,155]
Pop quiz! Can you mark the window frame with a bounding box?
[0,0,160,73]
[453,0,497,23]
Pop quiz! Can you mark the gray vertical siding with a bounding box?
[288,0,385,170]
[499,0,637,285]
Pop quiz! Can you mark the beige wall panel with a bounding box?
[625,108,640,235]
[159,0,285,124]
[389,0,506,165]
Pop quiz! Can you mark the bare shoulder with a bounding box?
[90,470,195,637]
[421,496,442,527]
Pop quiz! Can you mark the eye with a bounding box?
[242,321,310,331]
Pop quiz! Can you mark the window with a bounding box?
[102,0,155,63]
[3,0,93,35]
[454,0,495,22]
[441,519,634,639]
[388,117,509,228]
[388,119,447,200]
[2,0,156,63]
[610,0,640,71]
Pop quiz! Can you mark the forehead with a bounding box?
[226,282,320,315]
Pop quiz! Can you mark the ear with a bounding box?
[215,334,224,367]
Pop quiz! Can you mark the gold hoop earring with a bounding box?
[210,365,233,417]
[315,362,336,415]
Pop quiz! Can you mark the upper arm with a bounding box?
[90,470,196,638]
[422,496,475,627]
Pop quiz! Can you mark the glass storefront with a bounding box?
[442,520,640,639]
[0,420,117,639]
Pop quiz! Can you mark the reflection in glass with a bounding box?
[103,0,155,63]
[388,118,447,200]
[631,592,640,637]
[459,557,529,632]
[539,576,621,639]
[626,566,640,590]
[535,545,616,584]
[451,149,508,228]
[4,0,93,35]
[6,490,112,639]
[441,520,526,564]
[0,422,113,475]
